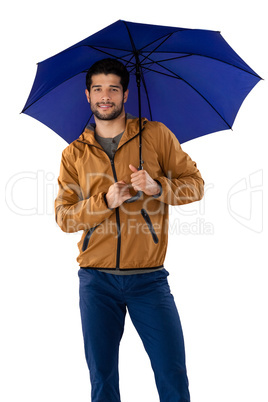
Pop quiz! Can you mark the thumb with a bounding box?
[129,164,138,173]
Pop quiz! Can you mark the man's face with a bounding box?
[85,73,129,121]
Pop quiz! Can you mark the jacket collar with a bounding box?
[78,113,148,147]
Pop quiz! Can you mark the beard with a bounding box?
[90,100,124,121]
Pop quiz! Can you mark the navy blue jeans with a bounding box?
[78,268,190,402]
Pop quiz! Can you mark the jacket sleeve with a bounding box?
[153,123,204,206]
[54,148,114,233]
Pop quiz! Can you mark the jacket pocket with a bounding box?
[141,209,159,244]
[82,226,98,252]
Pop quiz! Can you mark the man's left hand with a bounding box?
[129,164,161,196]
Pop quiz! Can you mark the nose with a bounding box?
[101,89,111,101]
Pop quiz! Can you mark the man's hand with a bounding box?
[106,181,132,209]
[129,164,161,196]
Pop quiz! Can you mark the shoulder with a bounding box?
[144,120,166,136]
[61,138,86,161]
[144,120,180,145]
[144,120,165,130]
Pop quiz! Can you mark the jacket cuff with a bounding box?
[103,193,114,210]
[152,180,163,199]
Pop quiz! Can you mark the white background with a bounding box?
[1,1,267,401]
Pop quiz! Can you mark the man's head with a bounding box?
[86,58,129,94]
[85,58,129,121]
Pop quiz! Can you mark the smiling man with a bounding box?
[86,74,128,122]
[55,58,204,402]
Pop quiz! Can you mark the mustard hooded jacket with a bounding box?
[55,115,204,270]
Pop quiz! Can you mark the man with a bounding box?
[55,58,204,402]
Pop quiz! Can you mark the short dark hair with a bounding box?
[86,58,129,93]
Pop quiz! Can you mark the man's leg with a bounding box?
[126,269,190,402]
[78,269,126,402]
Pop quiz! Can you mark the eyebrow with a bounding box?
[91,84,121,88]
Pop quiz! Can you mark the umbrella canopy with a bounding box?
[22,20,261,144]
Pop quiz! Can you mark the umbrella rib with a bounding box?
[140,51,261,79]
[86,45,143,75]
[21,71,88,113]
[137,29,189,52]
[145,58,232,129]
[141,54,193,64]
[87,45,136,66]
[137,65,183,79]
[139,32,174,65]
[86,44,134,53]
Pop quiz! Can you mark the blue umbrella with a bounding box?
[22,19,261,150]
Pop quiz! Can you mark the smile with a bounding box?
[98,104,114,109]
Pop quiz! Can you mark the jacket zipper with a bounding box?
[110,157,121,269]
[141,209,159,244]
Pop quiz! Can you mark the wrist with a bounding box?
[152,180,162,198]
[152,182,161,196]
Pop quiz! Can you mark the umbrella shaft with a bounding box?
[135,66,143,171]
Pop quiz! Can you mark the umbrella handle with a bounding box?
[124,190,143,204]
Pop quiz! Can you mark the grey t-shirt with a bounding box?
[94,131,163,276]
[95,131,123,160]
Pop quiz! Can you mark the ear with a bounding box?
[85,89,90,103]
[123,89,129,104]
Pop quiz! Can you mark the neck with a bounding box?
[94,113,126,138]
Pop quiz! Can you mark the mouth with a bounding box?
[98,103,114,110]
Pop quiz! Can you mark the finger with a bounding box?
[130,181,142,192]
[130,168,147,180]
[131,181,142,191]
[118,185,131,195]
[115,182,130,190]
[130,174,143,184]
[129,164,138,173]
[130,178,141,188]
[130,170,142,180]
[120,188,132,199]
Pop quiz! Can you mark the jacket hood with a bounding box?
[78,113,148,146]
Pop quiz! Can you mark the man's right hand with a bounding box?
[106,181,132,209]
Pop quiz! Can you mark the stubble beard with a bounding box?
[91,100,124,121]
